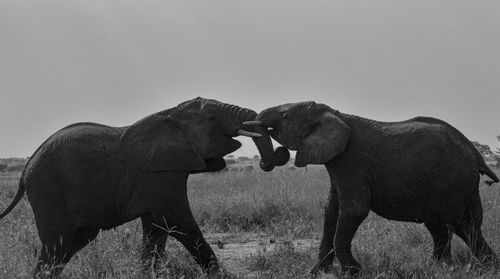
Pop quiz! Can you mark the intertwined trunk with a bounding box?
[221,104,285,171]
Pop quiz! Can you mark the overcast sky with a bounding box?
[1,1,499,157]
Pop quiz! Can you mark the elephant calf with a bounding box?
[0,97,288,278]
[252,101,499,277]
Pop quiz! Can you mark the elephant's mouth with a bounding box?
[201,135,242,159]
[268,128,296,150]
[222,137,242,157]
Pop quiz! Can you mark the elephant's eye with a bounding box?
[303,124,317,138]
[206,115,217,121]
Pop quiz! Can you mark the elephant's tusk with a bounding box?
[237,129,262,137]
[242,120,263,125]
[267,127,274,131]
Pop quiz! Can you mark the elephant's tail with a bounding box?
[480,165,499,186]
[472,143,499,186]
[416,116,499,186]
[0,175,26,218]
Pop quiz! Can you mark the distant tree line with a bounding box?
[0,164,25,172]
[0,157,28,173]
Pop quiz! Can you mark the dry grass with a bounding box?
[0,165,499,278]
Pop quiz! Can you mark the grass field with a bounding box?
[0,164,499,278]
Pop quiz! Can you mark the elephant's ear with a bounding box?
[295,112,351,167]
[120,113,206,172]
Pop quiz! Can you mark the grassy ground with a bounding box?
[0,165,499,278]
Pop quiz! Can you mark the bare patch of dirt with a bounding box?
[205,233,320,278]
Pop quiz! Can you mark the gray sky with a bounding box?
[1,1,499,157]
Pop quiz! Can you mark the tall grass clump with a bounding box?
[188,166,329,237]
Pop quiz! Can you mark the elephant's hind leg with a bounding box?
[454,193,497,267]
[35,225,98,278]
[33,208,73,278]
[424,221,452,263]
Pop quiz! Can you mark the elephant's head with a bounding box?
[120,97,288,172]
[255,102,351,167]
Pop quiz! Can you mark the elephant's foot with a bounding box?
[205,260,221,273]
[476,241,498,267]
[34,262,64,279]
[139,252,161,272]
[340,261,362,278]
[139,250,168,278]
[433,249,452,265]
[204,262,228,278]
[310,249,336,277]
[34,268,53,279]
[477,253,499,270]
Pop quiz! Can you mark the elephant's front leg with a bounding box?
[334,183,370,277]
[311,183,339,276]
[165,209,220,274]
[141,213,168,270]
[139,173,221,275]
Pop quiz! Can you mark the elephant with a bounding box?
[251,101,499,276]
[0,97,289,278]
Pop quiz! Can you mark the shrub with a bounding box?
[472,141,494,157]
[238,156,251,162]
[209,201,313,233]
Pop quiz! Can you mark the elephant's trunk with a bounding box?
[220,104,257,136]
[250,126,290,171]
[221,105,289,171]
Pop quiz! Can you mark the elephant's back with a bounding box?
[52,122,124,147]
[407,116,480,162]
[380,117,481,175]
[23,123,125,191]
